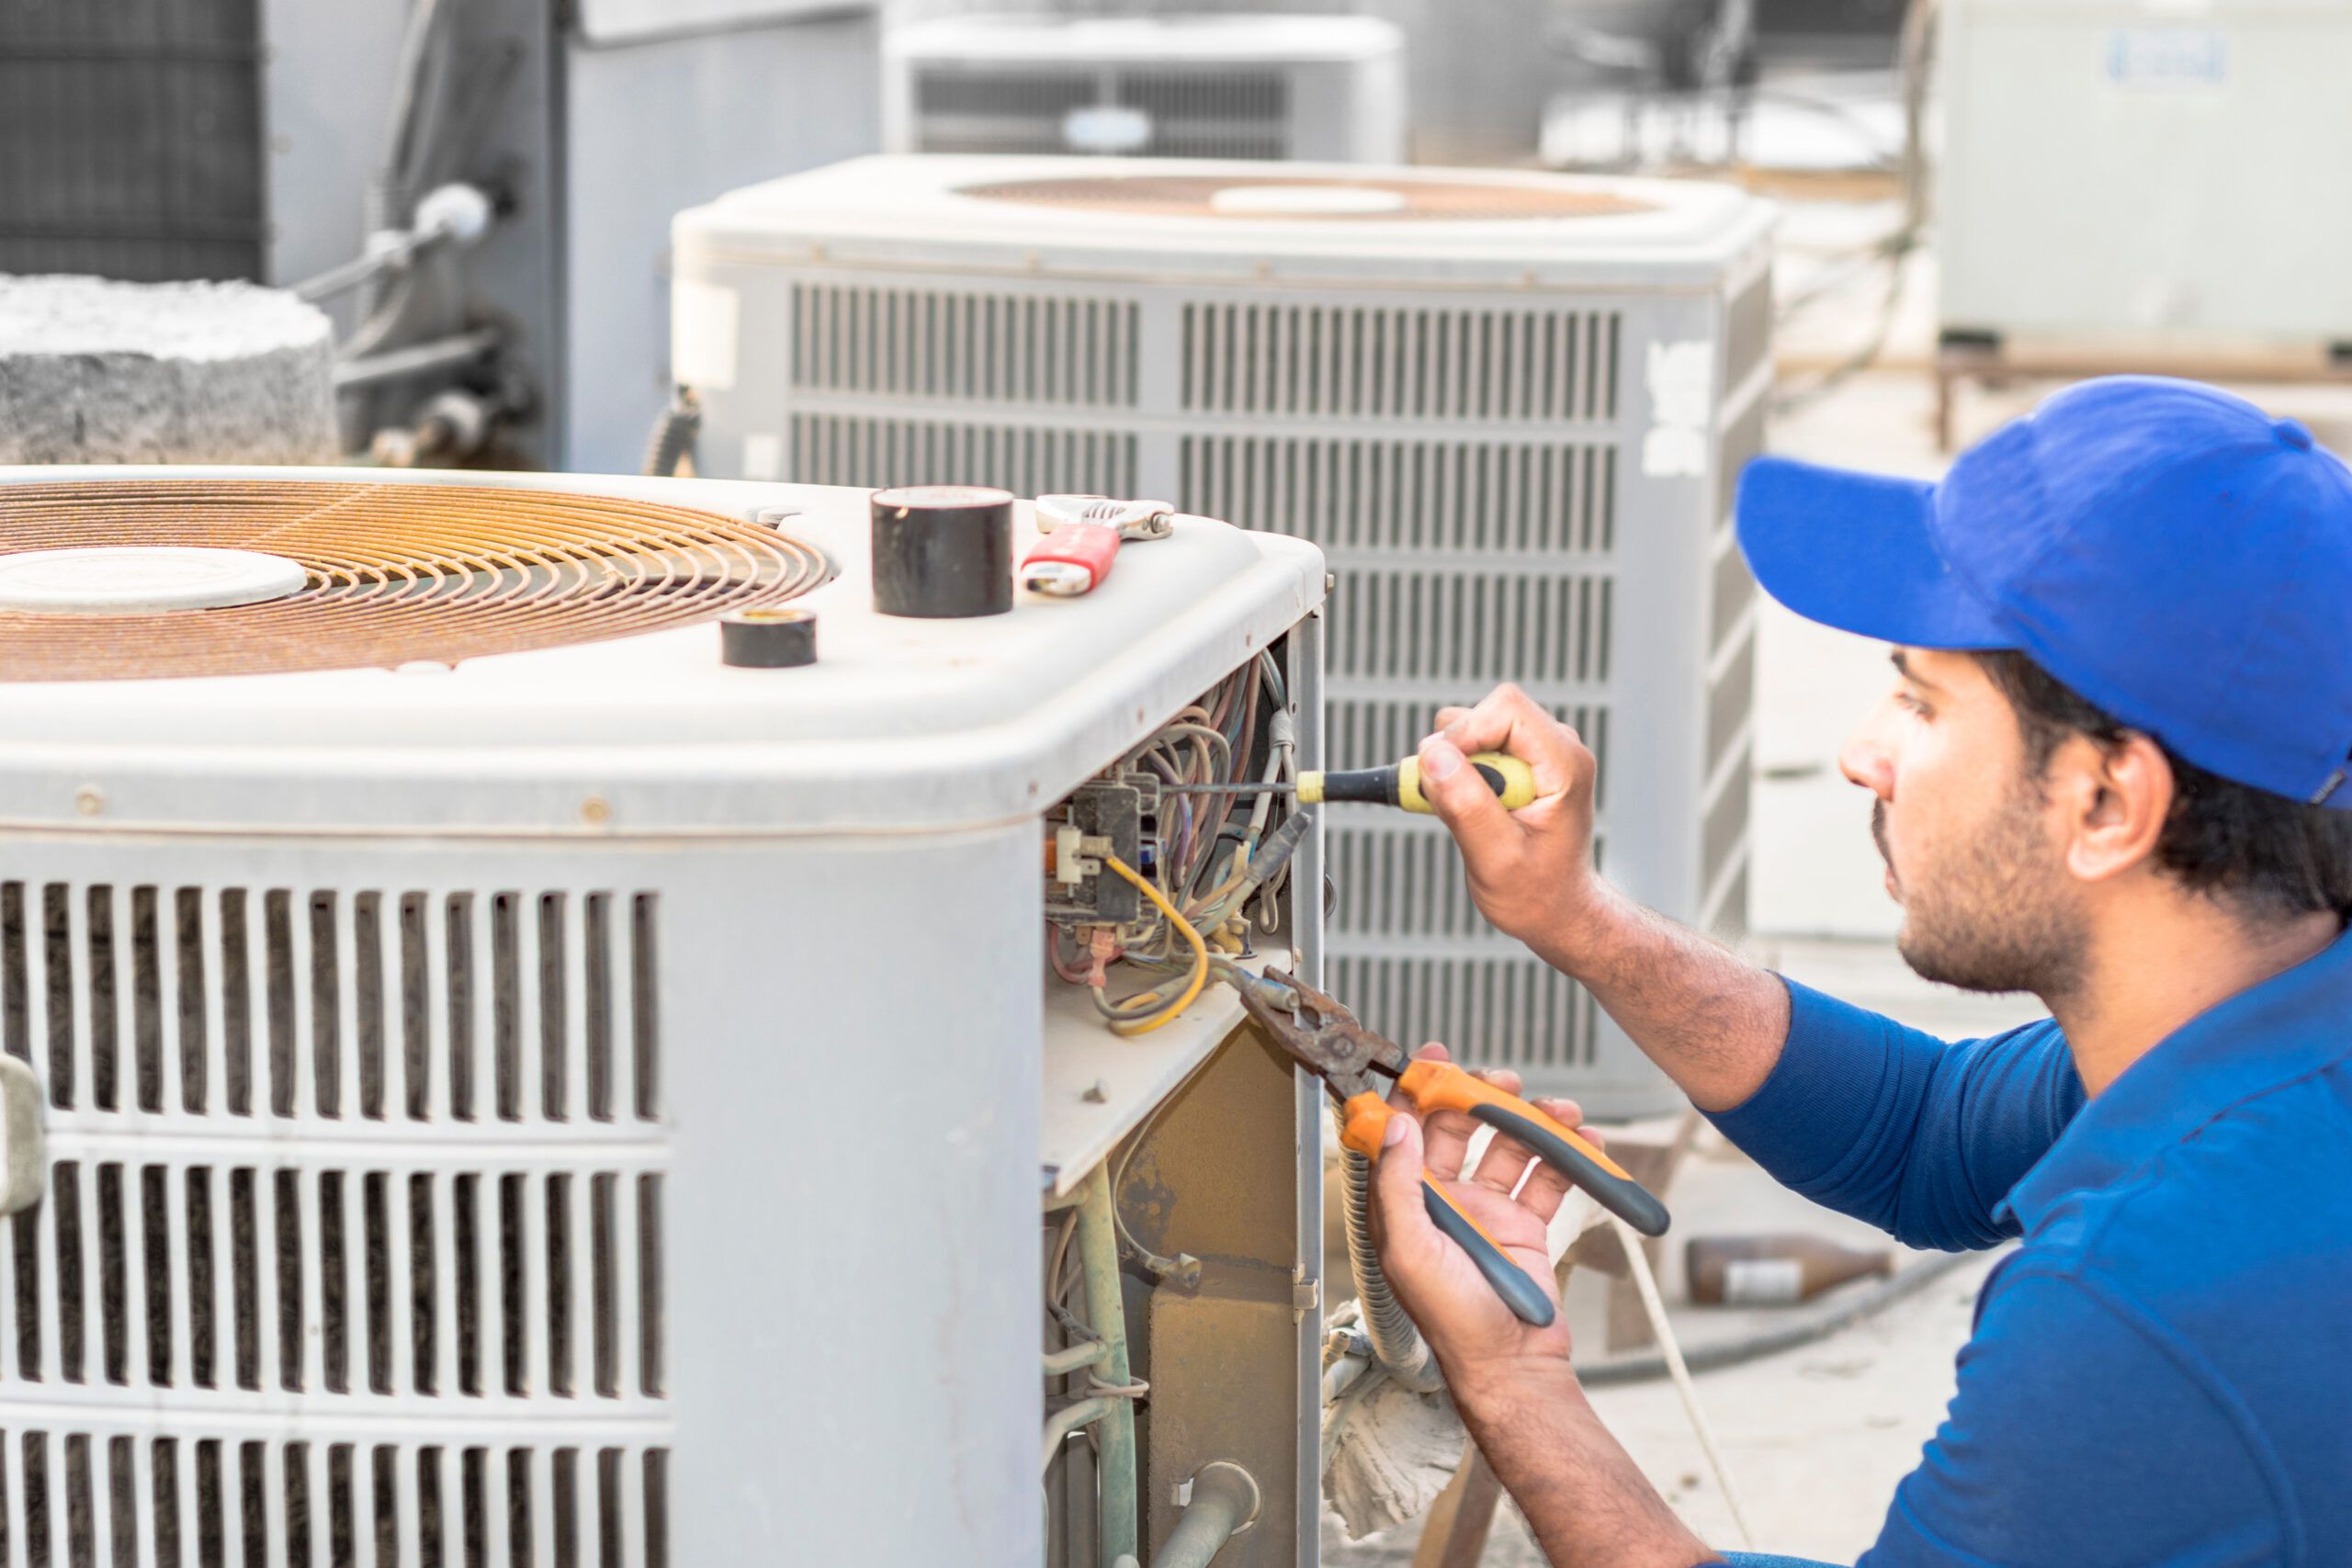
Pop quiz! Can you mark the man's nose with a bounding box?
[1839,729,1895,799]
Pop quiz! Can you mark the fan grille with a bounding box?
[0,479,830,681]
[956,173,1656,222]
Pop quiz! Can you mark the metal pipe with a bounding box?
[333,329,497,390]
[1340,1143,1443,1392]
[1066,1412,1100,1568]
[1149,1461,1260,1568]
[1044,1341,1110,1377]
[1076,1161,1140,1568]
[379,0,447,210]
[295,244,409,305]
[1041,1397,1115,1476]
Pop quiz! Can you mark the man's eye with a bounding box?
[1895,692,1932,717]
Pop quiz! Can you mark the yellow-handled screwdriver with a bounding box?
[1190,751,1537,816]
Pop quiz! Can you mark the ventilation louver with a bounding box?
[675,155,1777,1116]
[0,480,828,682]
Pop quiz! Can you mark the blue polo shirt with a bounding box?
[1707,929,2352,1566]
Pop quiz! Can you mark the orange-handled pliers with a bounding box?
[1227,964,1669,1327]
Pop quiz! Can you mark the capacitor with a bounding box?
[869,484,1014,618]
[719,607,818,668]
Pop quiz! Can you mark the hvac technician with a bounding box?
[1370,378,2352,1566]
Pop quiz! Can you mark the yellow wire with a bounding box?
[1100,852,1209,1036]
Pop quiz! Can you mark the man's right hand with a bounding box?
[1418,683,1792,1114]
[1417,684,1607,953]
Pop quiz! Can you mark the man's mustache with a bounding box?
[1872,800,1892,870]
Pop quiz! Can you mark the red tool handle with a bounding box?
[1022,521,1124,596]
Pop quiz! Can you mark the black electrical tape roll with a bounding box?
[719,607,818,669]
[869,484,1015,619]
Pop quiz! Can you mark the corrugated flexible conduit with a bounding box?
[1340,1144,1444,1393]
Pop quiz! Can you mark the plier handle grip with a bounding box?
[1226,964,1670,1327]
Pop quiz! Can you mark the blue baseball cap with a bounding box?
[1737,377,2352,807]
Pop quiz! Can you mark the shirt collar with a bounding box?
[1998,926,2352,1231]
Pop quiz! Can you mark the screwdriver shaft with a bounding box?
[1177,753,1535,814]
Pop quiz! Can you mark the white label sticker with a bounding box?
[671,278,740,392]
[1643,426,1711,479]
[1722,1258,1804,1305]
[2108,28,2228,89]
[1642,338,1715,478]
[1063,104,1153,155]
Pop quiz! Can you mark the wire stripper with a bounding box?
[1225,963,1668,1328]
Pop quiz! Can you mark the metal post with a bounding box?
[1076,1161,1139,1568]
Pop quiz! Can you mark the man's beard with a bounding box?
[1879,787,2088,1002]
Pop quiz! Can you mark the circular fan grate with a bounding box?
[0,479,831,682]
[956,173,1657,223]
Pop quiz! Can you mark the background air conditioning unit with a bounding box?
[1939,0,2352,354]
[672,155,1775,1117]
[883,14,1408,163]
[0,0,886,472]
[0,466,1325,1567]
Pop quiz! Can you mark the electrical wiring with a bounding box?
[1056,660,1295,1032]
[1151,721,1234,894]
[1103,1047,1217,1284]
[1047,1208,1080,1313]
[1041,1398,1116,1476]
[1047,920,1095,986]
[1189,659,1261,900]
[1096,853,1209,1035]
[1612,1213,1757,1549]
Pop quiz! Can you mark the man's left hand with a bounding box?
[1368,1043,1596,1397]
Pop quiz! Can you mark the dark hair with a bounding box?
[1975,650,2352,923]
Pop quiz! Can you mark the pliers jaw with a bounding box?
[1222,962,1401,1103]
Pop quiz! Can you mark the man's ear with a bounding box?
[2058,731,2172,884]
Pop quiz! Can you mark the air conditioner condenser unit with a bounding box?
[885,14,1408,162]
[672,154,1775,1118]
[1939,0,2352,355]
[0,467,1327,1567]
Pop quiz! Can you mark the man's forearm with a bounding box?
[1455,1363,1721,1568]
[1527,884,1790,1112]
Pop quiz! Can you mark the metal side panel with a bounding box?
[662,826,1041,1566]
[0,827,1043,1566]
[1136,1025,1315,1568]
[562,10,884,475]
[1289,606,1326,1568]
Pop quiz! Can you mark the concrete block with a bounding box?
[0,275,336,465]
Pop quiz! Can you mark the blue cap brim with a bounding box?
[1735,456,2012,649]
